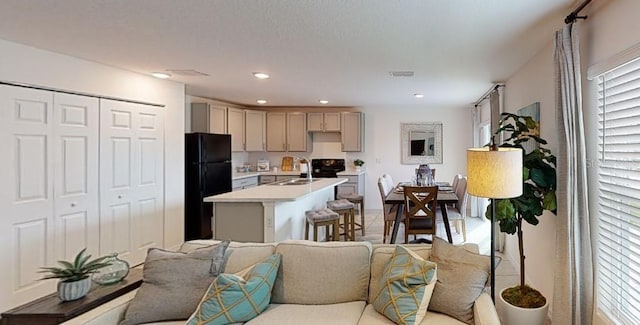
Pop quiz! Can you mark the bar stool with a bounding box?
[327,199,356,241]
[337,193,365,236]
[304,208,340,241]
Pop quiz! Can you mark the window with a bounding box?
[596,57,640,325]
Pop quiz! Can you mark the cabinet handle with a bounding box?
[118,195,123,199]
[70,202,76,207]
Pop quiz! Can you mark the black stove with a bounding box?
[300,158,345,178]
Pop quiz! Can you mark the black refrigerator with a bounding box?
[185,133,232,240]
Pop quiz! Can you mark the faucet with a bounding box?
[297,156,312,181]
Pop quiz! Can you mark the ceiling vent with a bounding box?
[166,69,209,77]
[389,71,414,77]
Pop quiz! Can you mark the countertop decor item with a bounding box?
[92,253,130,285]
[39,248,111,301]
[257,159,270,171]
[281,156,294,171]
[353,159,364,167]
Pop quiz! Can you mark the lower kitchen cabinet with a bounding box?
[232,176,258,191]
[336,174,365,197]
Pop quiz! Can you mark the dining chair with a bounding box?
[382,173,394,191]
[377,176,400,243]
[438,176,469,242]
[451,174,463,192]
[403,186,438,244]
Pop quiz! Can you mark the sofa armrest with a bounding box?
[61,289,137,325]
[473,292,500,325]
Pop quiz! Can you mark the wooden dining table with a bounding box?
[385,183,458,244]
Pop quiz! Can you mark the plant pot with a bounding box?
[497,286,549,325]
[57,277,92,301]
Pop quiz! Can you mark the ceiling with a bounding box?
[0,0,577,108]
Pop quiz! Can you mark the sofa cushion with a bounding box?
[271,240,371,304]
[180,240,277,274]
[359,304,466,325]
[245,301,366,325]
[372,246,437,325]
[427,237,490,324]
[369,244,433,303]
[186,254,281,325]
[120,241,230,325]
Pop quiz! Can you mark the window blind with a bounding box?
[597,57,640,325]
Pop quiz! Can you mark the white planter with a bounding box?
[497,286,549,325]
[57,277,92,301]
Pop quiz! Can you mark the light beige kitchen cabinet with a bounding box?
[227,107,245,152]
[336,174,365,197]
[245,110,266,151]
[307,112,341,132]
[286,112,308,151]
[341,112,364,152]
[266,112,308,152]
[190,103,227,134]
[232,176,258,191]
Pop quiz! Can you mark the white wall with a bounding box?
[0,39,186,250]
[358,105,472,209]
[502,39,559,309]
[500,0,640,323]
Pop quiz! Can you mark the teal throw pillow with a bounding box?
[187,253,281,325]
[372,245,437,325]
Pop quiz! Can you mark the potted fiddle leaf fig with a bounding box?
[489,112,557,325]
[39,248,110,301]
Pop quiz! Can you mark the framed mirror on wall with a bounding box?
[401,122,443,164]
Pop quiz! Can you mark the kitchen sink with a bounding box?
[268,178,319,186]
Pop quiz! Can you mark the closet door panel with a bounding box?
[100,99,163,266]
[134,105,164,255]
[0,86,55,310]
[53,93,99,261]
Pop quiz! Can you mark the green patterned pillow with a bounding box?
[372,246,437,325]
[187,254,281,325]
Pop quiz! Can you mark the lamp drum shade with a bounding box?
[466,147,523,199]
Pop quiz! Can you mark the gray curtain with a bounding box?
[553,23,594,325]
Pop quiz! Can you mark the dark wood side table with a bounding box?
[1,268,142,325]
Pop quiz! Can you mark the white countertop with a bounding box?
[337,169,367,176]
[232,169,365,180]
[205,178,348,203]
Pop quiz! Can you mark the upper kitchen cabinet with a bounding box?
[266,112,308,152]
[190,102,227,134]
[286,112,308,151]
[245,110,266,151]
[227,107,245,152]
[307,112,341,132]
[341,112,364,152]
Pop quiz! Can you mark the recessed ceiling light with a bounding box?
[256,99,267,104]
[319,100,329,105]
[151,72,171,79]
[414,93,424,98]
[253,72,270,79]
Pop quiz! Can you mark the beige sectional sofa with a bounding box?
[64,240,500,325]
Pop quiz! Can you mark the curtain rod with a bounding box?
[564,0,593,24]
[473,84,504,107]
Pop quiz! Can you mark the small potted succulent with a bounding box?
[39,248,110,301]
[353,159,365,171]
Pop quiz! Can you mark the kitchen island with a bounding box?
[204,178,347,242]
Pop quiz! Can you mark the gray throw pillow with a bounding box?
[120,241,230,325]
[427,237,490,324]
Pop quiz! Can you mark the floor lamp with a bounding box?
[467,146,522,302]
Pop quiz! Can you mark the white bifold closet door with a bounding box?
[99,99,164,266]
[0,86,99,310]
